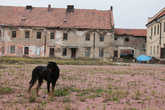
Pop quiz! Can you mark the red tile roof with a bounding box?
[147,8,165,24]
[0,6,113,30]
[115,28,146,37]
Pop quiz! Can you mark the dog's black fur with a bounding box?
[28,62,60,96]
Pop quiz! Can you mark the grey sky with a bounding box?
[0,0,164,29]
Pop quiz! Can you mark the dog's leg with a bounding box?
[36,80,43,96]
[51,81,57,96]
[47,81,50,94]
[28,78,37,93]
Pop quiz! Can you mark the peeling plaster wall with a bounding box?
[0,26,114,58]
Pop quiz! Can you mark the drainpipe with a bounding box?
[93,32,96,58]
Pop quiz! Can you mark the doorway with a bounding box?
[49,48,55,57]
[71,48,76,58]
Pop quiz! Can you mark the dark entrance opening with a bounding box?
[114,50,118,57]
[71,48,76,58]
[49,48,55,57]
[161,48,165,58]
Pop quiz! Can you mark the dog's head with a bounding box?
[47,62,57,71]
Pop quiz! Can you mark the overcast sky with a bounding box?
[0,0,164,29]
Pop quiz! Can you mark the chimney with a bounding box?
[110,6,113,11]
[26,5,32,10]
[48,4,51,11]
[66,5,74,13]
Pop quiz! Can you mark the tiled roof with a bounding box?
[147,8,165,24]
[0,6,113,30]
[115,28,146,37]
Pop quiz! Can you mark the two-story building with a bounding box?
[146,7,165,59]
[0,5,115,58]
[114,28,146,58]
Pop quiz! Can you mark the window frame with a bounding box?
[85,47,91,57]
[10,45,15,54]
[62,48,67,56]
[100,35,104,42]
[50,32,55,39]
[12,31,16,38]
[99,48,104,57]
[85,33,90,41]
[36,32,41,39]
[25,31,30,39]
[24,47,29,55]
[63,33,68,41]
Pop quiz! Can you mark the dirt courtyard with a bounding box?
[0,63,165,110]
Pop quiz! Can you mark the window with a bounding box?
[154,26,156,35]
[114,36,118,40]
[37,32,41,39]
[63,33,68,40]
[62,48,67,56]
[151,27,153,36]
[157,45,159,54]
[100,35,104,42]
[150,46,152,55]
[125,37,129,42]
[25,31,30,39]
[50,32,55,39]
[85,33,90,41]
[0,30,1,37]
[99,48,104,57]
[24,47,29,55]
[12,31,16,38]
[157,24,159,35]
[49,48,55,57]
[10,45,15,53]
[164,22,165,32]
[85,47,91,57]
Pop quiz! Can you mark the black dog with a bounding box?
[28,62,60,96]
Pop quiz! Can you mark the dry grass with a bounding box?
[0,61,165,110]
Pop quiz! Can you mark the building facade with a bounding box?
[0,5,115,59]
[146,7,165,59]
[114,28,146,58]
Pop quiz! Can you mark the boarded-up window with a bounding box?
[24,47,29,55]
[85,47,91,57]
[10,45,15,53]
[62,48,67,56]
[12,31,16,38]
[99,48,104,57]
[37,32,41,39]
[25,31,30,39]
[50,32,55,39]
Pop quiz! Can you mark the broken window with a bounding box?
[24,47,29,55]
[125,37,129,42]
[85,33,90,41]
[37,32,41,39]
[99,48,104,57]
[25,31,30,39]
[63,33,68,40]
[62,48,67,56]
[12,31,16,38]
[100,35,104,42]
[85,47,91,57]
[10,45,15,53]
[50,32,55,39]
